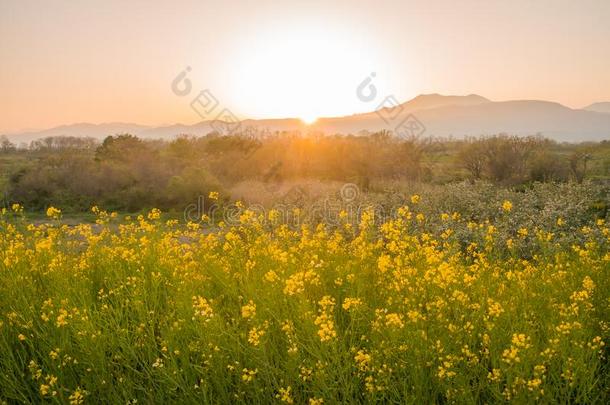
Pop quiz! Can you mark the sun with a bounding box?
[300,115,318,125]
[225,21,382,121]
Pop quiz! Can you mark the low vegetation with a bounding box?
[1,132,610,214]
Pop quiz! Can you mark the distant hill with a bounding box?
[6,94,610,142]
[7,122,151,143]
[378,93,491,113]
[410,100,610,142]
[308,97,610,141]
[584,102,610,114]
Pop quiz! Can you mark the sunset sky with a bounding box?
[1,0,609,133]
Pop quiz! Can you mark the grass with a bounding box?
[0,201,609,404]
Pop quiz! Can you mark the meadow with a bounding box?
[1,183,609,403]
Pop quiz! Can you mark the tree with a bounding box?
[29,136,97,152]
[95,134,145,162]
[0,135,16,153]
[568,149,593,183]
[457,139,486,181]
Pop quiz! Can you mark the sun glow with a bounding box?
[226,21,383,121]
[300,115,318,125]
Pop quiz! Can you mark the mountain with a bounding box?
[584,102,610,114]
[6,122,151,143]
[410,100,610,141]
[388,93,491,111]
[346,93,490,121]
[138,118,306,139]
[5,94,610,142]
[306,97,610,141]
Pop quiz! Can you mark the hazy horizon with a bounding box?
[2,0,610,133]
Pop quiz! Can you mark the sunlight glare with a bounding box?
[226,22,381,121]
[300,115,318,125]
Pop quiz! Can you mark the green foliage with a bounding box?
[3,133,610,213]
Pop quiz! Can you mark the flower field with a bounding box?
[1,195,609,403]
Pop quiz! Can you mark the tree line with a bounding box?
[1,132,608,212]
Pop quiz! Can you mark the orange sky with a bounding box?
[1,0,609,133]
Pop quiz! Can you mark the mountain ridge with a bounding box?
[584,102,610,114]
[5,94,610,142]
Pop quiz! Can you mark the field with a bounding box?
[1,183,609,404]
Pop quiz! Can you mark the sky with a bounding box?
[1,0,610,133]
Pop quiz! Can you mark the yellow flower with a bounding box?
[342,298,362,311]
[502,200,512,212]
[46,206,61,219]
[69,387,86,405]
[385,313,405,329]
[582,276,595,292]
[208,191,219,200]
[527,378,542,391]
[192,296,214,319]
[502,347,520,364]
[511,333,531,348]
[247,326,265,346]
[241,300,256,319]
[147,208,161,220]
[407,310,422,323]
[49,349,60,360]
[315,296,337,342]
[487,299,504,317]
[56,308,69,327]
[488,368,501,382]
[264,270,279,283]
[314,313,337,342]
[268,209,280,222]
[241,368,258,382]
[276,386,294,404]
[410,194,420,204]
[354,349,372,371]
[377,254,392,273]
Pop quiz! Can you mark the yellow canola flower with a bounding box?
[147,208,161,220]
[354,349,372,371]
[276,386,294,404]
[241,300,256,319]
[192,296,214,319]
[242,368,258,382]
[342,298,362,311]
[69,387,86,405]
[247,326,265,346]
[46,206,61,219]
